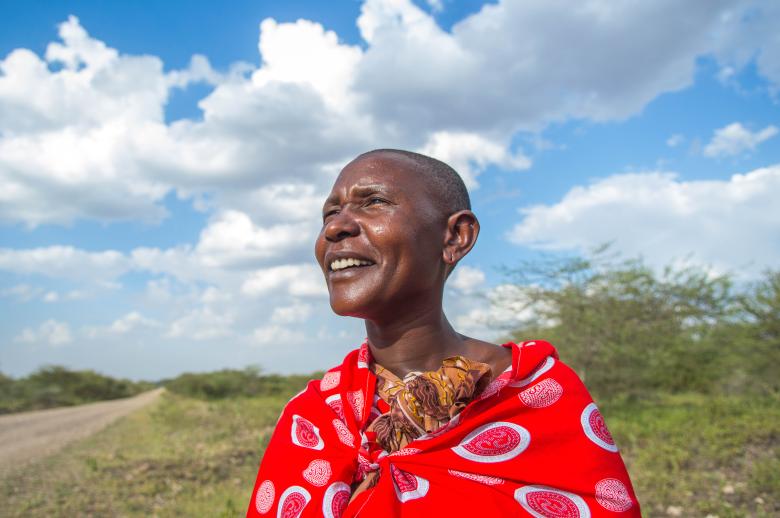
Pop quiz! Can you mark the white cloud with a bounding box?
[426,0,444,13]
[241,264,327,298]
[14,319,73,346]
[453,283,546,340]
[109,311,160,334]
[82,311,161,338]
[4,3,780,228]
[355,0,776,137]
[507,164,780,275]
[419,132,530,189]
[251,324,306,345]
[1,283,44,302]
[449,265,486,294]
[666,134,685,147]
[703,122,778,158]
[194,210,316,269]
[0,245,130,282]
[271,302,313,324]
[166,307,236,341]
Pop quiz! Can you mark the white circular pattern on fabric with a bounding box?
[322,481,350,518]
[595,478,633,512]
[347,390,364,421]
[519,378,564,408]
[320,371,341,391]
[580,403,618,452]
[325,394,345,422]
[509,357,556,388]
[302,459,332,487]
[389,447,422,457]
[332,418,354,447]
[277,485,311,518]
[290,414,324,450]
[447,469,504,486]
[255,480,275,514]
[451,421,531,463]
[357,345,369,369]
[478,377,509,401]
[390,464,429,503]
[514,485,591,518]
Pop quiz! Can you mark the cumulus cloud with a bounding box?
[194,210,316,269]
[166,307,236,341]
[453,283,546,340]
[14,319,73,346]
[666,134,685,147]
[83,311,161,338]
[252,324,306,346]
[0,245,130,283]
[241,264,327,298]
[355,0,776,137]
[1,284,45,302]
[507,164,780,275]
[449,265,486,294]
[271,302,313,324]
[419,132,530,188]
[4,2,780,228]
[703,122,778,158]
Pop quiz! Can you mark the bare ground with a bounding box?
[0,388,164,475]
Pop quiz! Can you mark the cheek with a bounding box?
[313,233,327,264]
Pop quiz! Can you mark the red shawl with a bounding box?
[247,340,641,517]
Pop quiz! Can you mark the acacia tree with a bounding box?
[491,246,735,398]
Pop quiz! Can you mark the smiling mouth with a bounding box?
[328,263,376,279]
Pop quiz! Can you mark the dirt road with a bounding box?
[0,388,164,472]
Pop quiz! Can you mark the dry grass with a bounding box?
[0,392,287,517]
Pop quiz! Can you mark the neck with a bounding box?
[364,305,467,378]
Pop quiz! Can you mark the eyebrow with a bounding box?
[322,184,388,209]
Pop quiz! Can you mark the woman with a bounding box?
[247,149,641,517]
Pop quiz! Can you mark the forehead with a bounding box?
[325,153,431,202]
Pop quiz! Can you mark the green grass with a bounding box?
[0,391,289,517]
[2,391,778,517]
[605,392,780,517]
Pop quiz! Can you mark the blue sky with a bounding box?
[1,0,778,380]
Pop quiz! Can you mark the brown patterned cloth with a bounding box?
[350,356,494,499]
[370,356,494,452]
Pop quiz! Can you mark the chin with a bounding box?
[328,294,376,319]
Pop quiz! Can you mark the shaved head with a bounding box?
[356,149,471,223]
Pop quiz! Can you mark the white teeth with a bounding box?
[330,258,373,271]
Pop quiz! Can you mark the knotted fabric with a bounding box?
[247,340,642,517]
[350,356,494,500]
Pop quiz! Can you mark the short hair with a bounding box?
[357,149,471,221]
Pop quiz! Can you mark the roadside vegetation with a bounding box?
[0,366,155,414]
[2,247,777,515]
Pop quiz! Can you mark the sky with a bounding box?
[1,0,779,380]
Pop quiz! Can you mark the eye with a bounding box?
[322,209,339,221]
[366,197,387,206]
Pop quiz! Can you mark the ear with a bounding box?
[442,210,480,268]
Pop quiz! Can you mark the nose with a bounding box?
[324,208,360,242]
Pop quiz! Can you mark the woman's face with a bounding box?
[314,153,447,320]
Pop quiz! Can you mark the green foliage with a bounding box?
[0,366,154,414]
[495,246,779,400]
[163,366,316,400]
